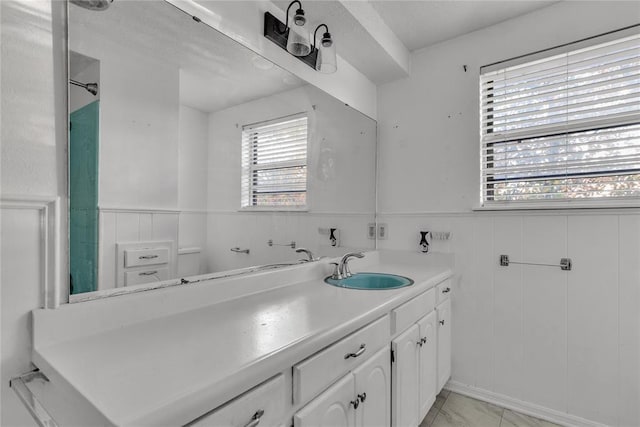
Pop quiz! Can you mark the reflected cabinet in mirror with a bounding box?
[67,0,376,299]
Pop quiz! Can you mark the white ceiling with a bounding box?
[369,1,559,51]
[70,0,305,113]
[275,0,559,84]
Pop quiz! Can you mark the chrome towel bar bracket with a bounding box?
[10,369,58,427]
[500,254,572,271]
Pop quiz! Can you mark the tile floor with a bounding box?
[420,390,562,427]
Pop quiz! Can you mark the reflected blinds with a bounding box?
[480,31,640,204]
[241,114,308,209]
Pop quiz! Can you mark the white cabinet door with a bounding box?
[417,312,437,421]
[392,324,420,427]
[353,347,391,427]
[436,298,451,392]
[294,374,356,427]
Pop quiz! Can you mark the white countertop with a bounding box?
[32,251,453,426]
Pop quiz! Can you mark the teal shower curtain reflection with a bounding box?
[69,100,99,294]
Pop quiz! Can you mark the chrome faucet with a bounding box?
[338,252,364,278]
[295,248,316,262]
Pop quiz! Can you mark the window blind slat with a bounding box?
[480,31,640,205]
[241,114,308,208]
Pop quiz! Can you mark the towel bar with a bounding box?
[499,254,572,271]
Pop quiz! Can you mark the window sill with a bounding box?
[238,207,309,213]
[474,199,640,212]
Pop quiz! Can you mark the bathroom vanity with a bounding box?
[27,251,453,426]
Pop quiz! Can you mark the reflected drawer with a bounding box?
[188,374,286,427]
[392,288,435,336]
[124,267,169,286]
[124,247,169,267]
[293,315,390,405]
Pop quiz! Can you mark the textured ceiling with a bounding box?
[369,0,559,51]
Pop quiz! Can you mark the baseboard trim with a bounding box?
[445,380,609,427]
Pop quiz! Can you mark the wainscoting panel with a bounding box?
[377,210,640,427]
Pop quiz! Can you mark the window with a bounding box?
[241,113,308,209]
[480,30,640,206]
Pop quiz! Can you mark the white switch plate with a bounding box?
[367,223,376,239]
[378,223,388,240]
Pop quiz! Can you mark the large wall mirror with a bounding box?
[67,0,377,299]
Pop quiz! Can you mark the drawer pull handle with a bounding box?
[350,399,359,409]
[439,320,445,326]
[358,392,367,403]
[244,409,264,427]
[138,255,159,260]
[442,287,451,293]
[345,344,366,359]
[139,271,158,276]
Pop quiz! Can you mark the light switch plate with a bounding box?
[378,223,388,240]
[367,223,376,239]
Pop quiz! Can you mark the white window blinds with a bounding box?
[241,114,308,209]
[480,30,640,205]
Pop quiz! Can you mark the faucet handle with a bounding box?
[330,262,341,280]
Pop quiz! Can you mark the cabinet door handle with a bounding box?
[439,320,445,326]
[416,340,423,347]
[345,344,366,359]
[358,393,367,403]
[243,409,264,427]
[350,399,360,409]
[442,287,451,293]
[421,337,427,344]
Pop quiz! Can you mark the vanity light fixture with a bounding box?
[285,1,311,56]
[263,1,337,73]
[313,24,336,74]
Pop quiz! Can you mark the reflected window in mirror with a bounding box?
[241,114,308,210]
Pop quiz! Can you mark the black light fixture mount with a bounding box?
[264,1,335,72]
[264,13,317,69]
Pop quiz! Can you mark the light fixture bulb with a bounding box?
[293,9,306,26]
[321,32,332,47]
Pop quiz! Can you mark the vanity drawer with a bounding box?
[188,374,286,427]
[392,288,435,335]
[124,267,169,286]
[435,279,452,305]
[293,315,390,405]
[124,247,169,267]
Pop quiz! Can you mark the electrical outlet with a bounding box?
[367,223,376,239]
[378,223,388,240]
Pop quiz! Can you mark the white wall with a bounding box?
[377,2,640,426]
[1,1,60,425]
[178,105,209,274]
[206,84,376,270]
[70,18,180,210]
[0,1,378,421]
